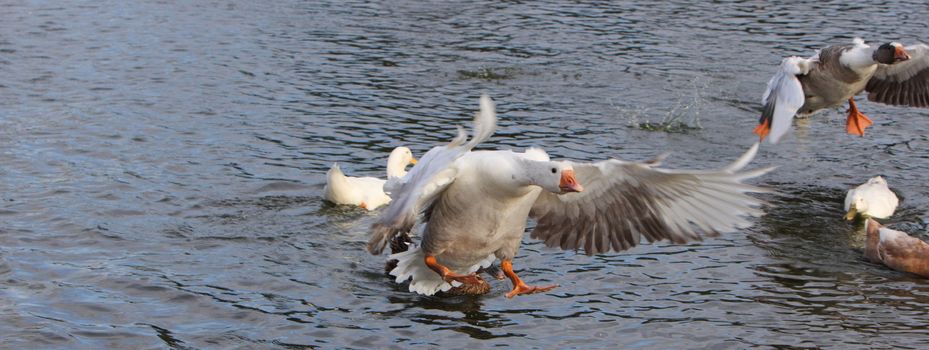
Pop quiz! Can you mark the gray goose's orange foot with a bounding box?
[845,98,873,137]
[505,283,558,298]
[424,255,483,286]
[501,259,558,298]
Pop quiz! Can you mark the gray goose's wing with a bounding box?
[367,94,497,254]
[867,44,929,107]
[759,56,814,144]
[529,143,773,255]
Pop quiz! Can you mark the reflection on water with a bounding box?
[2,0,929,348]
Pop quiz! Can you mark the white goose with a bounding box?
[755,38,929,143]
[368,95,774,298]
[844,176,898,220]
[324,147,417,210]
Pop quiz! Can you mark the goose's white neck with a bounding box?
[474,152,537,197]
[840,40,878,72]
[459,151,544,199]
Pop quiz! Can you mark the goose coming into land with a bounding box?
[369,95,773,298]
[755,38,929,144]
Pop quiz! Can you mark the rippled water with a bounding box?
[3,1,929,348]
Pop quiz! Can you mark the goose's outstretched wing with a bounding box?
[367,95,497,254]
[757,56,814,144]
[530,143,773,255]
[867,43,929,108]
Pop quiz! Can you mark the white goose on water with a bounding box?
[324,147,417,210]
[754,38,929,143]
[844,176,898,220]
[368,94,774,298]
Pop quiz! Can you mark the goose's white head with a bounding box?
[523,160,583,194]
[385,146,417,178]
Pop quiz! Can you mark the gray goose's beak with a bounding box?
[894,46,911,62]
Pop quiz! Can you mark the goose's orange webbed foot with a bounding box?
[424,255,482,286]
[845,98,873,136]
[501,259,558,298]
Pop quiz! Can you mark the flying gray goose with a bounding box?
[368,94,773,298]
[755,38,929,144]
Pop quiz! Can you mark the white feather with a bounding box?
[722,142,760,172]
[839,38,878,72]
[763,56,810,144]
[878,226,909,244]
[388,244,495,296]
[523,147,551,162]
[389,244,458,295]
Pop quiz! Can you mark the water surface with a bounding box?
[2,1,929,348]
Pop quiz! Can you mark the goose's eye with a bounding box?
[551,168,557,174]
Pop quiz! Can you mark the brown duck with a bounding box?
[865,219,929,278]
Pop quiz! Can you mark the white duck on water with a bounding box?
[369,95,774,298]
[324,147,417,210]
[844,176,898,220]
[755,38,929,143]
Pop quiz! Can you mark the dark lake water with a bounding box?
[3,1,929,348]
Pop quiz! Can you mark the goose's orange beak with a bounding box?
[559,169,583,193]
[410,158,418,165]
[895,46,910,61]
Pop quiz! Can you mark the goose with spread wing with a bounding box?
[369,95,774,298]
[755,38,928,144]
